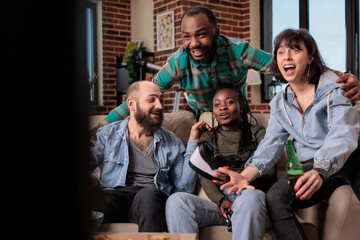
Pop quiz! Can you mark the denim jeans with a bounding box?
[165,189,269,240]
[266,160,349,240]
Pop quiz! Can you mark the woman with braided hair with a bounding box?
[165,86,277,240]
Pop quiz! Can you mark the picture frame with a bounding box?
[122,40,142,65]
[157,11,175,51]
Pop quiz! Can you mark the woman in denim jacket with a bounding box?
[217,29,360,240]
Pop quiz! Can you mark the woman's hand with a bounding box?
[212,167,232,186]
[217,167,255,195]
[294,169,323,200]
[219,199,233,216]
[212,173,230,186]
[188,120,212,142]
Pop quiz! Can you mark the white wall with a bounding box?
[250,0,263,105]
[131,0,154,52]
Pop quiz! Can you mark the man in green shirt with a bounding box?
[91,5,359,134]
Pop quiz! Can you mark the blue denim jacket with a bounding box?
[247,71,360,176]
[90,117,198,195]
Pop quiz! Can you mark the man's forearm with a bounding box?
[99,102,129,126]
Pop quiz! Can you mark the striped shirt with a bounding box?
[99,34,272,126]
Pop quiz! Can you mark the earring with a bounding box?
[307,64,310,77]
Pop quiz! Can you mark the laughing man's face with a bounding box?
[181,13,219,65]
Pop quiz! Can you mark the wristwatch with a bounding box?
[313,167,328,180]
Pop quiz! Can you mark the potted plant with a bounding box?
[126,47,146,85]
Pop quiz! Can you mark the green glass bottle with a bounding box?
[286,140,304,196]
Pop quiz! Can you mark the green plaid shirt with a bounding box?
[100,35,272,126]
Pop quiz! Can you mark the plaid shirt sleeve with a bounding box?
[152,51,181,92]
[230,38,272,74]
[99,102,129,126]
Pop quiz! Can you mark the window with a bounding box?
[272,0,299,41]
[86,5,97,103]
[309,0,346,72]
[85,1,103,104]
[261,0,359,102]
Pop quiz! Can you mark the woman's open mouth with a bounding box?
[283,64,296,75]
[218,112,230,119]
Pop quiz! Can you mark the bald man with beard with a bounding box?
[89,81,208,232]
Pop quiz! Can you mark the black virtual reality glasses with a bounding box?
[189,141,248,181]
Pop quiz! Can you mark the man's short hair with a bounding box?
[125,81,142,100]
[180,5,218,29]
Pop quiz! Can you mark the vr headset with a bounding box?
[189,141,249,181]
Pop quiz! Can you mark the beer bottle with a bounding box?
[286,140,304,196]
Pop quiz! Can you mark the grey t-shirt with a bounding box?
[126,131,158,188]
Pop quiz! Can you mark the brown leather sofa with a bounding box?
[90,111,360,240]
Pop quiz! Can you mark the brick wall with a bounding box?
[90,0,270,115]
[90,0,131,115]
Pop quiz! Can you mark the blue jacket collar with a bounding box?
[283,70,341,106]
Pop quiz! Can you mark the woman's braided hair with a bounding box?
[211,84,258,154]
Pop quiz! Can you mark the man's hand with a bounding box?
[336,72,360,103]
[294,169,323,201]
[188,120,212,142]
[218,167,255,195]
[219,199,232,216]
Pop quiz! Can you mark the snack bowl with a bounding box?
[91,211,104,231]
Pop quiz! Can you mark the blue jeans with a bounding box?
[165,189,269,240]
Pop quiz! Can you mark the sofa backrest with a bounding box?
[162,111,196,147]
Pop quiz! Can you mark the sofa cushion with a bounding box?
[89,115,107,129]
[162,111,196,147]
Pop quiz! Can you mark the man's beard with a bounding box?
[134,103,163,132]
[186,36,217,67]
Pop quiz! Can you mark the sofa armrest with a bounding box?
[321,185,360,240]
